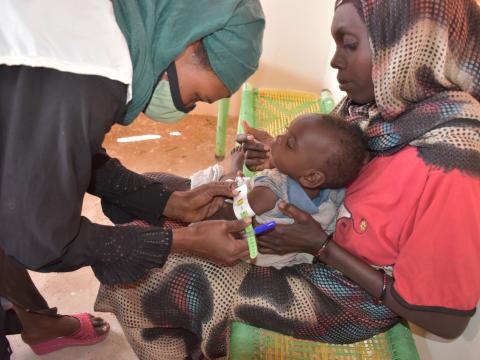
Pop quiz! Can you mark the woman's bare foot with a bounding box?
[230,146,246,175]
[15,306,109,345]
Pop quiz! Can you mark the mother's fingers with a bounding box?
[278,202,312,223]
[242,121,273,141]
[244,148,269,159]
[236,133,255,144]
[241,121,254,134]
[256,236,281,250]
[245,158,268,169]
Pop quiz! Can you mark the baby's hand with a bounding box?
[236,121,273,171]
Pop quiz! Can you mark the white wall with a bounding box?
[192,0,343,117]
[195,2,480,357]
[412,318,480,360]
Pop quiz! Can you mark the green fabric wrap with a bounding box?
[112,0,265,125]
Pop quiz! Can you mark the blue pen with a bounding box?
[254,221,276,235]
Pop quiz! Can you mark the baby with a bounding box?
[190,113,367,268]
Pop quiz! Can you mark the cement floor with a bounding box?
[8,113,237,359]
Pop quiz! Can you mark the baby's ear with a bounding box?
[299,170,325,189]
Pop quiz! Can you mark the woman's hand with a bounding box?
[257,202,328,255]
[164,182,237,223]
[236,121,274,171]
[172,219,250,265]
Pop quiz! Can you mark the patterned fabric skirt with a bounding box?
[95,222,399,359]
[95,174,399,359]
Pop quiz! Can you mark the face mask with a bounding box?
[144,80,188,123]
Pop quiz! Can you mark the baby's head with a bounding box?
[270,113,367,190]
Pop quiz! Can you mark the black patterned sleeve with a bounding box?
[88,151,173,226]
[37,218,173,284]
[90,225,172,284]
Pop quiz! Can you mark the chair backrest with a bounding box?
[237,83,327,138]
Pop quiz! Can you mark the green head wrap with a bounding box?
[112,0,265,125]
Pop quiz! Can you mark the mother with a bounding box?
[96,0,480,358]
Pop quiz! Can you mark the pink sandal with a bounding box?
[29,312,109,355]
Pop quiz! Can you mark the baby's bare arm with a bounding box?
[247,186,278,215]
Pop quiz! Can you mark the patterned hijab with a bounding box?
[334,0,480,176]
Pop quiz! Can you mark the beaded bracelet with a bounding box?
[316,234,333,258]
[376,269,389,304]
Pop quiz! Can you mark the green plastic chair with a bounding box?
[230,321,419,360]
[215,97,231,160]
[228,83,420,360]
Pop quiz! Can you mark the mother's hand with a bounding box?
[257,202,328,255]
[236,121,274,171]
[164,182,237,223]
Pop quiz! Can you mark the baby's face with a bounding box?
[270,115,336,181]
